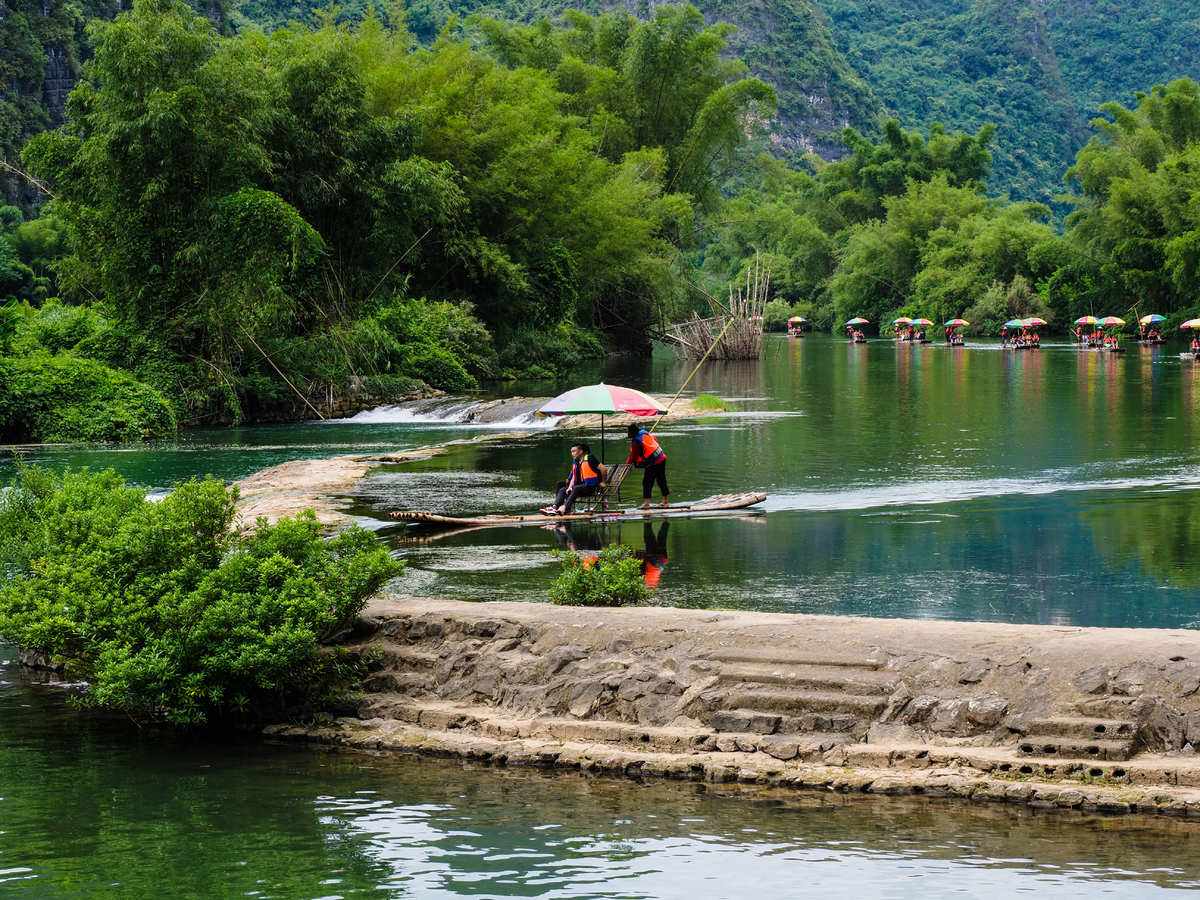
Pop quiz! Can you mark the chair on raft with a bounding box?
[577,463,632,513]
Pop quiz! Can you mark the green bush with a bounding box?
[0,468,402,727]
[0,354,177,442]
[693,393,726,411]
[401,346,475,393]
[497,322,605,380]
[549,544,649,607]
[762,298,812,332]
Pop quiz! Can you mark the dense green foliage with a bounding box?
[12,0,769,430]
[549,544,649,607]
[825,0,1200,204]
[1064,79,1200,319]
[0,300,176,442]
[0,468,401,726]
[8,0,1200,210]
[707,81,1200,334]
[702,120,1042,331]
[5,0,1200,441]
[0,353,176,442]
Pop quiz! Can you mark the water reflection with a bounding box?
[9,337,1200,628]
[547,521,672,590]
[4,667,1200,898]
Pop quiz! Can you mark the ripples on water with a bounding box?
[3,663,1200,898]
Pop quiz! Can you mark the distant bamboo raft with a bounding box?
[666,257,770,360]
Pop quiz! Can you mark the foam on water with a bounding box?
[324,398,554,429]
[764,464,1200,513]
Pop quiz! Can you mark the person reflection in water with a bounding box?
[550,523,668,587]
[638,521,670,589]
[551,524,601,568]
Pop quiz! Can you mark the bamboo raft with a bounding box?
[390,492,768,530]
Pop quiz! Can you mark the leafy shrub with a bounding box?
[401,346,475,393]
[961,275,1053,336]
[0,468,402,727]
[497,322,605,380]
[549,544,649,607]
[269,295,492,397]
[0,354,177,442]
[693,393,726,411]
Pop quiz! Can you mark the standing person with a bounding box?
[543,443,603,515]
[626,423,669,509]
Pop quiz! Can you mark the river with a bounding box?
[4,656,1200,897]
[10,334,1200,628]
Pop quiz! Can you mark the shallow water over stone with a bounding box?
[3,655,1200,898]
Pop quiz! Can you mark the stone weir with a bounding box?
[266,598,1200,817]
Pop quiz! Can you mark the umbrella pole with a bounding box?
[601,415,605,464]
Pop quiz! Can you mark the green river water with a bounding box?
[12,334,1200,628]
[3,661,1200,897]
[6,334,1200,895]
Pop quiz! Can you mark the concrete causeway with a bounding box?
[267,597,1200,817]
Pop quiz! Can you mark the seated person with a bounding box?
[543,443,604,515]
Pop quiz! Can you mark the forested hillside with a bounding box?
[0,0,228,206]
[227,0,1200,202]
[824,0,1200,203]
[6,0,1200,446]
[7,0,1200,203]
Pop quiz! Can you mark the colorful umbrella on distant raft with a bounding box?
[944,318,970,327]
[538,383,668,462]
[1002,319,1023,329]
[912,318,934,326]
[1182,319,1200,330]
[1022,317,1048,327]
[1075,315,1099,326]
[1099,316,1126,327]
[845,317,870,326]
[892,317,913,325]
[1140,314,1167,325]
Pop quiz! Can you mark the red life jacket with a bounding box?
[643,557,667,589]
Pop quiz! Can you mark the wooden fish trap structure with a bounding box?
[666,257,770,360]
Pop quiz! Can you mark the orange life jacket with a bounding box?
[629,429,666,466]
[571,456,602,485]
[643,559,666,589]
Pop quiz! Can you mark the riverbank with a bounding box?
[233,396,711,527]
[267,597,1200,818]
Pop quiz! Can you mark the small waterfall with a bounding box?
[325,397,555,428]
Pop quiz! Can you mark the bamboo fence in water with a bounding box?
[666,257,770,360]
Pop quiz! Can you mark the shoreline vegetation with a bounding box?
[1,1,1200,444]
[0,467,401,727]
